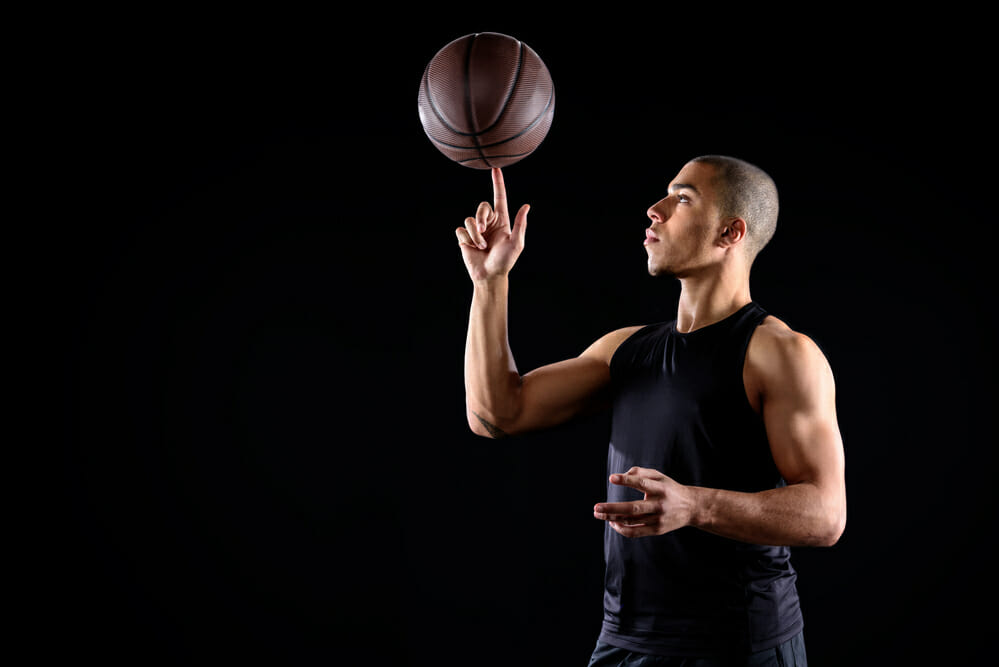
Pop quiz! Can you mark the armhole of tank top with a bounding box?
[738,312,770,422]
[608,323,654,381]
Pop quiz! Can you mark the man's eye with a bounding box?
[677,193,690,203]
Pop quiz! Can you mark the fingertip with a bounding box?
[514,205,529,237]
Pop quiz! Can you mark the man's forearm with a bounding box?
[464,276,522,434]
[688,482,845,548]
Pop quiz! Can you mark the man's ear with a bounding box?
[718,217,747,248]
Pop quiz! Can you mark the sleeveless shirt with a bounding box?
[598,301,803,657]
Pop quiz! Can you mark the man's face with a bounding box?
[644,161,724,278]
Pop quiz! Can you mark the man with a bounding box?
[455,156,845,666]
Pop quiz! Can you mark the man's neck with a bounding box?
[675,268,752,334]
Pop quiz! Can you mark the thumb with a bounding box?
[512,204,529,245]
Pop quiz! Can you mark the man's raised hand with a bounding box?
[455,167,530,282]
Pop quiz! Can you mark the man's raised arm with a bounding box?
[456,168,639,438]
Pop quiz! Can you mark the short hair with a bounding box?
[690,155,779,263]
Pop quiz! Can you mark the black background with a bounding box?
[42,9,995,666]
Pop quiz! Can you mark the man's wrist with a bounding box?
[684,485,714,530]
[472,274,509,296]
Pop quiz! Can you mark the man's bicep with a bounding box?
[512,355,612,433]
[761,334,845,488]
[510,325,643,435]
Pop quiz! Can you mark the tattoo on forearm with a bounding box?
[472,411,508,439]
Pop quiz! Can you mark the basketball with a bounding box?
[418,32,555,169]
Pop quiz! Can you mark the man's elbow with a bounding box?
[466,408,512,439]
[815,501,847,547]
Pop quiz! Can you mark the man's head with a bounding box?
[644,156,778,278]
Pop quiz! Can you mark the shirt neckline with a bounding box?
[670,301,756,337]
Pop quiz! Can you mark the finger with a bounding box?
[613,467,667,487]
[609,472,653,493]
[512,204,529,246]
[475,201,495,233]
[492,167,509,219]
[456,227,478,249]
[594,501,658,520]
[611,517,656,528]
[463,217,487,249]
[610,520,655,538]
[624,466,663,479]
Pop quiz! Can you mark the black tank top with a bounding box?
[598,301,803,657]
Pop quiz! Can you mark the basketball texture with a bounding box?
[418,32,555,169]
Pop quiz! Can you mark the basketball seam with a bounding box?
[424,72,501,139]
[424,84,553,151]
[490,41,525,140]
[424,92,552,151]
[457,149,534,165]
[491,85,553,148]
[423,65,467,138]
[465,34,492,168]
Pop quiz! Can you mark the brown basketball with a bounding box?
[418,32,555,169]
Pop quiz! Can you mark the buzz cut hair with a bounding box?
[690,155,779,264]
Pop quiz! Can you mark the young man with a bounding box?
[455,156,845,666]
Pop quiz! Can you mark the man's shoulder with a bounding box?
[754,316,821,354]
[582,324,650,366]
[748,316,832,391]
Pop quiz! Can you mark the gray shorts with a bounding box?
[587,631,807,666]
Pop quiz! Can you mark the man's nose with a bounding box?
[647,198,668,224]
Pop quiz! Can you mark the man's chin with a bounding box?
[647,261,675,278]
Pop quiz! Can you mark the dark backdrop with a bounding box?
[43,10,995,666]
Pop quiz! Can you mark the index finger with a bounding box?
[491,167,508,218]
[610,473,652,493]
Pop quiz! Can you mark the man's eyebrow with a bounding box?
[668,183,700,195]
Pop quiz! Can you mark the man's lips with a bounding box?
[644,229,659,245]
